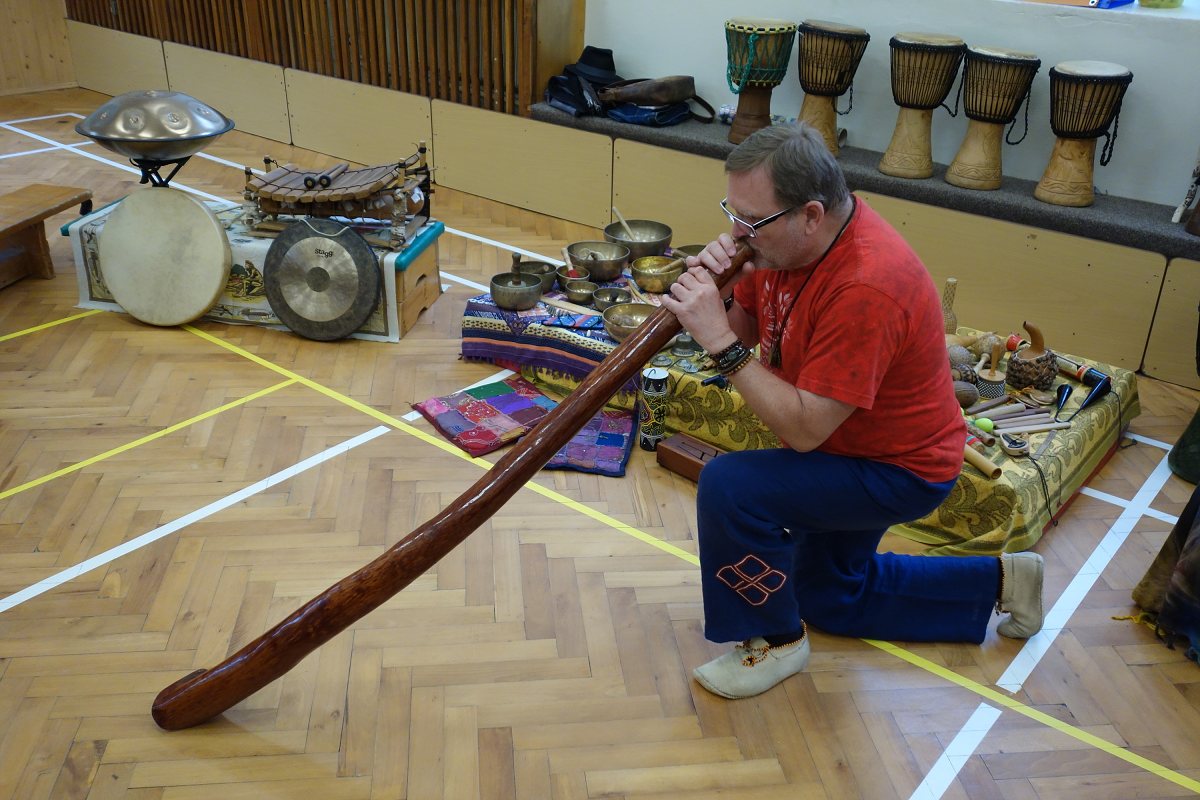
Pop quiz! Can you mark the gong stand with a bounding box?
[131,156,192,188]
[151,246,753,731]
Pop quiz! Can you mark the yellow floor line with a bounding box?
[0,309,102,342]
[871,640,1200,794]
[184,324,1197,793]
[0,379,297,501]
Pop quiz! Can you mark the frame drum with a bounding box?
[879,32,965,178]
[945,45,1040,191]
[96,188,231,326]
[796,19,870,155]
[724,18,798,145]
[1034,60,1133,207]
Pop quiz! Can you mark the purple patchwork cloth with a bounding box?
[413,376,635,476]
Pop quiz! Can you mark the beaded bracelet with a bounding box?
[713,340,753,374]
[720,348,754,377]
[710,339,744,364]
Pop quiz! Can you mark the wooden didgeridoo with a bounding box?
[151,246,751,731]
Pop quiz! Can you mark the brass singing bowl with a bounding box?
[566,241,629,282]
[564,280,599,305]
[672,244,706,257]
[603,219,672,260]
[512,259,557,293]
[631,256,685,294]
[592,286,632,311]
[490,272,544,311]
[602,302,657,343]
[556,263,590,290]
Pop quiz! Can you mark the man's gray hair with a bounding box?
[725,123,850,210]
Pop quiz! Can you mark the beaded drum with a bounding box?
[878,33,966,179]
[724,18,798,144]
[1034,60,1133,207]
[795,19,870,155]
[945,46,1041,191]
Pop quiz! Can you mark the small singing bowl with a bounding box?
[556,263,590,290]
[490,272,544,311]
[512,260,557,293]
[602,302,656,343]
[566,240,629,282]
[592,286,632,311]
[604,219,672,260]
[564,280,598,305]
[671,244,706,258]
[631,255,685,294]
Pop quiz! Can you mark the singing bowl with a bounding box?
[513,259,557,292]
[490,272,544,311]
[603,219,672,260]
[557,263,590,290]
[672,244,706,258]
[564,280,599,304]
[75,89,235,161]
[631,256,685,294]
[602,302,657,343]
[566,241,629,282]
[592,286,632,311]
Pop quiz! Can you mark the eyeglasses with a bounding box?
[719,198,796,238]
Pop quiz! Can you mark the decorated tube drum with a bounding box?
[638,367,670,451]
[878,33,966,179]
[796,19,870,155]
[945,46,1041,191]
[724,18,798,145]
[1034,60,1133,208]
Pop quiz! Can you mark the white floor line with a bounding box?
[1127,432,1173,450]
[443,225,566,265]
[399,368,516,422]
[911,448,1177,798]
[907,703,1002,800]
[0,111,82,125]
[996,454,1176,691]
[0,141,95,160]
[440,270,490,293]
[0,426,390,615]
[0,122,235,206]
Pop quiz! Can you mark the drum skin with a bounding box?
[97,188,231,326]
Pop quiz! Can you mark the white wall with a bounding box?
[585,0,1199,207]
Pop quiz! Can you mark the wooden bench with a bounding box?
[0,183,93,291]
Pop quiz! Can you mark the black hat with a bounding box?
[565,46,623,87]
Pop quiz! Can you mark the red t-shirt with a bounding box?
[732,197,964,482]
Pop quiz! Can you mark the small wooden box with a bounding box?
[395,239,441,337]
[656,433,727,483]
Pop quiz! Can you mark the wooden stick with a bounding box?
[539,296,595,316]
[965,422,996,447]
[986,421,1072,436]
[149,245,755,731]
[963,444,1002,479]
[982,404,1043,421]
[611,205,636,240]
[964,395,1011,416]
[994,413,1054,429]
[624,280,654,306]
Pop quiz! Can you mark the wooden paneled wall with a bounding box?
[60,0,580,116]
[1,1,74,96]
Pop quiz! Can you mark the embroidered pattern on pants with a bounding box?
[715,555,787,606]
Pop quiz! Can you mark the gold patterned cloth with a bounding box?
[461,307,1140,556]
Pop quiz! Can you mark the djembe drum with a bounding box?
[945,46,1041,191]
[1034,60,1133,207]
[724,18,798,145]
[878,33,966,178]
[796,19,870,156]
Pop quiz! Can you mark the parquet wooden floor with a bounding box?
[2,87,1199,799]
